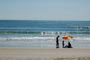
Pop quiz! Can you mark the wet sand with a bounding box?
[0,48,90,60]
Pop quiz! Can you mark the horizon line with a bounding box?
[0,19,90,21]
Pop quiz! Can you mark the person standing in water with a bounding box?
[68,41,72,48]
[56,35,60,48]
[62,40,64,48]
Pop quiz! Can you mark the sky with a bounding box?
[0,0,90,20]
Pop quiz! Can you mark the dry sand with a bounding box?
[0,48,90,60]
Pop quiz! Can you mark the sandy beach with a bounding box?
[0,48,90,60]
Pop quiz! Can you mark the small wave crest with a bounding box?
[0,36,90,41]
[74,37,90,40]
[0,37,56,40]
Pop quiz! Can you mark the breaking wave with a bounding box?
[0,36,90,41]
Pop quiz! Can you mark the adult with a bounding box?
[56,35,60,48]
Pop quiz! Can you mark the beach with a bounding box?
[0,48,90,60]
[0,20,90,60]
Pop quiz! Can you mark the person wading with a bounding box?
[56,35,60,48]
[62,40,64,48]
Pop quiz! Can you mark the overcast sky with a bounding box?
[0,0,90,20]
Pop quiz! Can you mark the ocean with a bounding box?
[0,20,90,48]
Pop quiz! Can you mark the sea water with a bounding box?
[0,20,90,48]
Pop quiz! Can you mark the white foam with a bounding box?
[0,37,90,41]
[73,37,90,40]
[0,37,56,40]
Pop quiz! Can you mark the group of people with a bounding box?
[56,35,72,48]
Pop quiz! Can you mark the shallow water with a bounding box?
[0,36,90,48]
